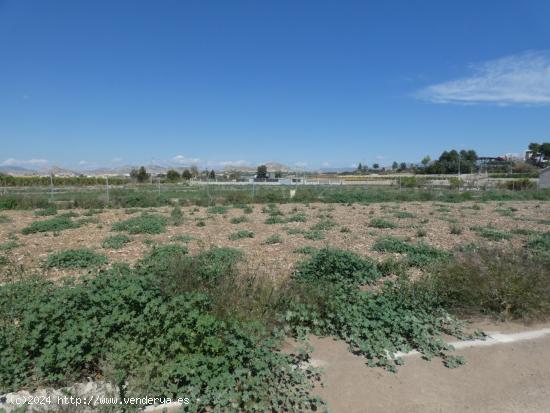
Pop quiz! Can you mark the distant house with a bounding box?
[539,168,550,189]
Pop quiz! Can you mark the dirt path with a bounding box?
[312,322,550,413]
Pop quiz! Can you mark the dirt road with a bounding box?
[312,322,550,413]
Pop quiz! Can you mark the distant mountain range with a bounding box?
[0,162,307,177]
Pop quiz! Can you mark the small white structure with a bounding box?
[539,168,550,189]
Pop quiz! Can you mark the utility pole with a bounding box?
[106,175,110,203]
[49,173,54,201]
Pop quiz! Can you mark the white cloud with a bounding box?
[417,51,550,105]
[294,162,308,167]
[111,157,123,163]
[375,155,385,160]
[79,160,88,165]
[321,161,331,167]
[172,155,201,165]
[2,158,49,167]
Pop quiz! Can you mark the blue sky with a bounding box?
[1,0,550,170]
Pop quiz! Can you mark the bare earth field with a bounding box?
[1,200,549,280]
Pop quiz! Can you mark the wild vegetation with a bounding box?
[0,193,549,411]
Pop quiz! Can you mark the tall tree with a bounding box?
[256,165,268,179]
[209,169,216,180]
[392,161,398,170]
[421,156,431,166]
[132,166,149,183]
[166,169,180,182]
[182,169,192,180]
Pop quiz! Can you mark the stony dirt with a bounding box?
[1,200,549,280]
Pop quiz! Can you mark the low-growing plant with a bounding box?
[230,215,249,224]
[263,234,283,245]
[393,211,415,219]
[293,246,318,255]
[416,228,427,237]
[112,213,167,234]
[229,230,255,240]
[369,218,397,229]
[417,246,550,321]
[170,206,184,226]
[0,241,18,251]
[0,271,324,411]
[449,224,463,235]
[470,226,512,241]
[34,206,58,216]
[171,234,194,243]
[44,248,108,269]
[310,218,336,231]
[265,215,287,224]
[340,226,351,233]
[372,236,448,267]
[303,230,325,240]
[207,205,228,214]
[0,215,12,224]
[102,234,132,249]
[21,216,79,234]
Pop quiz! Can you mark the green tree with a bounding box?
[131,166,150,183]
[209,170,216,180]
[166,169,180,182]
[357,162,363,173]
[421,156,431,166]
[190,165,199,178]
[392,161,398,170]
[256,165,268,179]
[372,163,379,170]
[274,171,283,178]
[182,169,192,180]
[399,162,407,171]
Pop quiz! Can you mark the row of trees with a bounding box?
[527,142,550,167]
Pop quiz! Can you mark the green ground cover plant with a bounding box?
[372,236,449,267]
[112,213,167,234]
[102,234,132,249]
[285,248,471,371]
[0,215,12,224]
[303,230,325,240]
[21,216,79,234]
[263,234,283,244]
[470,226,512,241]
[34,206,58,216]
[369,218,397,229]
[229,230,255,240]
[230,215,249,224]
[0,269,324,412]
[44,248,108,269]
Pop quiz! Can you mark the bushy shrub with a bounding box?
[44,249,107,269]
[500,178,536,191]
[526,232,550,257]
[21,216,79,234]
[294,247,381,288]
[136,244,189,277]
[393,211,415,219]
[102,234,132,249]
[417,247,550,321]
[112,213,167,234]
